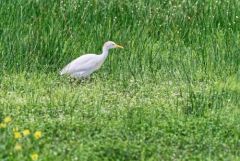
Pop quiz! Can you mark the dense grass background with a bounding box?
[0,0,239,160]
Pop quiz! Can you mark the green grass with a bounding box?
[0,0,240,160]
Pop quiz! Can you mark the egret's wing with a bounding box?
[60,54,98,75]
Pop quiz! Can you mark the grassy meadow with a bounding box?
[0,0,240,160]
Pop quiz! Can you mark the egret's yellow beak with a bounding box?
[115,44,124,49]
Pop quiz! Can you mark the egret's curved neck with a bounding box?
[101,47,109,59]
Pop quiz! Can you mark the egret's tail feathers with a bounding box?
[60,64,70,75]
[60,68,67,75]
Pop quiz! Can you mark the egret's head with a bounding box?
[103,41,124,50]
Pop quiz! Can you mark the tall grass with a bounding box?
[0,0,239,75]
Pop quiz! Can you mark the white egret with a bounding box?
[60,41,123,79]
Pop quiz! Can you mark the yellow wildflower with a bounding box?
[14,132,22,139]
[0,123,6,128]
[13,127,19,132]
[34,131,42,139]
[4,116,12,124]
[14,143,22,151]
[30,153,39,161]
[23,129,31,136]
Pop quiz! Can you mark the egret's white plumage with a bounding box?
[60,41,123,79]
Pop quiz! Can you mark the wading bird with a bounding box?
[60,41,123,79]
